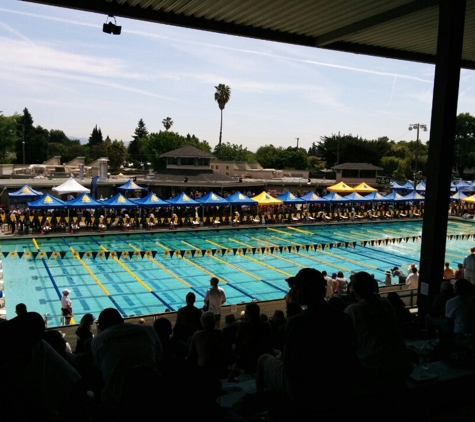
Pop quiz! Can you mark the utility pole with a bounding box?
[296,137,299,148]
[408,123,427,189]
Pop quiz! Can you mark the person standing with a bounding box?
[204,276,226,327]
[405,267,419,290]
[60,289,73,325]
[463,247,475,285]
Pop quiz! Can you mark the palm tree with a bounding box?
[162,117,173,131]
[214,84,231,146]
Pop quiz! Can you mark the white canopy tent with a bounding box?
[52,177,90,195]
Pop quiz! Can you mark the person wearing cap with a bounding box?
[384,270,392,286]
[405,266,419,290]
[60,289,73,325]
[391,267,406,284]
[256,268,359,415]
[204,276,226,327]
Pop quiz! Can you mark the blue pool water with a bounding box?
[2,219,474,326]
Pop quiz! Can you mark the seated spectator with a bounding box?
[234,302,274,375]
[454,263,464,281]
[75,313,95,354]
[187,311,228,380]
[445,278,475,342]
[269,310,287,352]
[345,272,413,393]
[91,308,162,412]
[425,281,454,339]
[336,271,348,295]
[0,312,82,421]
[256,268,360,416]
[386,292,419,338]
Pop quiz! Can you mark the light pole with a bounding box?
[296,137,299,148]
[408,123,427,187]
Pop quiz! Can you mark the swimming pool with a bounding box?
[2,219,474,326]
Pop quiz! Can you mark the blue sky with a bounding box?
[1,1,474,152]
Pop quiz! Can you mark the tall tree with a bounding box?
[214,84,231,146]
[88,125,103,148]
[128,119,149,165]
[15,108,34,164]
[454,113,475,177]
[0,113,19,163]
[162,117,173,131]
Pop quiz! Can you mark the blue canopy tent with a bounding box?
[384,191,407,202]
[363,192,391,202]
[65,193,104,209]
[276,191,305,204]
[415,181,426,193]
[401,191,425,202]
[392,181,414,191]
[225,191,257,206]
[167,192,200,207]
[299,191,329,204]
[450,191,467,201]
[133,192,170,208]
[323,192,351,202]
[8,184,43,202]
[27,193,67,209]
[116,180,148,195]
[101,193,138,209]
[342,192,372,203]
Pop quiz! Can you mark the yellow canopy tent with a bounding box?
[461,194,475,203]
[326,181,355,193]
[251,191,284,205]
[352,182,377,193]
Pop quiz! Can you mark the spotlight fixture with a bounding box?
[103,15,121,35]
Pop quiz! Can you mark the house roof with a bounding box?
[331,163,384,171]
[21,0,475,70]
[159,146,215,159]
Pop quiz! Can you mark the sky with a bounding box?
[1,1,475,153]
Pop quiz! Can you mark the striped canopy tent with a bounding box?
[276,191,305,204]
[461,194,475,204]
[343,192,372,203]
[364,192,391,202]
[352,182,377,194]
[251,191,283,205]
[450,191,467,201]
[326,181,354,193]
[299,191,329,204]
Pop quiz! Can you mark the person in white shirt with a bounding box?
[405,267,419,290]
[204,276,226,327]
[60,289,73,325]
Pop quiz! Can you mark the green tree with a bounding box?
[0,113,19,163]
[48,129,70,145]
[128,119,149,166]
[307,156,325,177]
[88,125,103,148]
[454,113,475,177]
[15,108,34,164]
[275,147,308,170]
[162,117,173,131]
[255,144,280,168]
[106,138,127,170]
[214,84,231,146]
[213,142,256,161]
